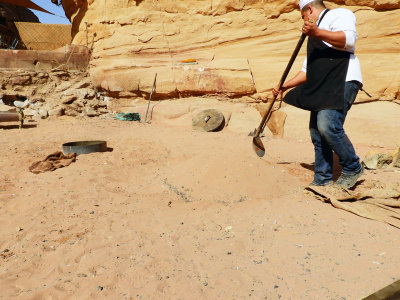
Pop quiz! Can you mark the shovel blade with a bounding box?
[252,136,265,157]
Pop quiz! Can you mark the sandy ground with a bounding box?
[0,99,399,299]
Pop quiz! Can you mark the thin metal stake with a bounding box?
[145,73,157,123]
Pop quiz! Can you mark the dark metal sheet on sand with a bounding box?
[62,141,107,156]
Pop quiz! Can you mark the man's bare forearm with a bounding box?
[313,28,346,49]
[273,71,306,96]
[283,71,307,90]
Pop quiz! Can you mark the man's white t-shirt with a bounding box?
[301,8,363,85]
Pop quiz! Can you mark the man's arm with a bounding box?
[272,71,306,96]
[313,29,346,49]
[303,10,357,51]
[303,22,346,48]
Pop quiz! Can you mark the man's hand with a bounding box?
[302,18,318,36]
[272,71,307,97]
[272,85,287,97]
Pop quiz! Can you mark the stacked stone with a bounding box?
[0,69,110,119]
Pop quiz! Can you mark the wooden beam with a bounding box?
[0,0,53,15]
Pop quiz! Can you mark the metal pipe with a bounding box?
[0,110,24,128]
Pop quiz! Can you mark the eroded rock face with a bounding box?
[60,0,400,102]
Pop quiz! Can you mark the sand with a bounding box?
[0,99,399,299]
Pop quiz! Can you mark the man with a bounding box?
[273,0,364,189]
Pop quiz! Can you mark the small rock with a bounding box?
[97,100,108,108]
[363,151,389,169]
[392,148,400,168]
[13,100,29,108]
[39,109,48,119]
[36,72,49,79]
[225,226,233,232]
[74,81,90,89]
[98,107,109,114]
[78,88,95,99]
[30,96,44,103]
[62,95,77,104]
[11,75,31,85]
[64,108,79,117]
[23,108,38,116]
[77,89,88,98]
[96,286,104,291]
[73,100,85,108]
[48,107,64,117]
[32,114,42,121]
[85,108,99,117]
[87,99,101,109]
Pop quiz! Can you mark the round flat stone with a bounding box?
[192,109,225,132]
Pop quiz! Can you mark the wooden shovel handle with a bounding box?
[254,33,306,138]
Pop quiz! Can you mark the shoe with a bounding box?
[309,180,333,187]
[335,166,364,189]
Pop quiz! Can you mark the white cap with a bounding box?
[299,0,315,10]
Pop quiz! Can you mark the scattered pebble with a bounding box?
[225,226,233,232]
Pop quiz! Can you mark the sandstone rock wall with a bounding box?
[60,0,400,103]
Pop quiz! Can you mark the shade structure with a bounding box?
[0,0,53,14]
[14,22,71,50]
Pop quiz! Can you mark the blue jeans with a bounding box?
[309,81,362,184]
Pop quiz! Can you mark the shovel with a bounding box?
[252,33,307,157]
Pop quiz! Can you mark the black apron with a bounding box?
[283,10,351,111]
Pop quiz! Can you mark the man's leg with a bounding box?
[309,111,334,185]
[317,81,363,188]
